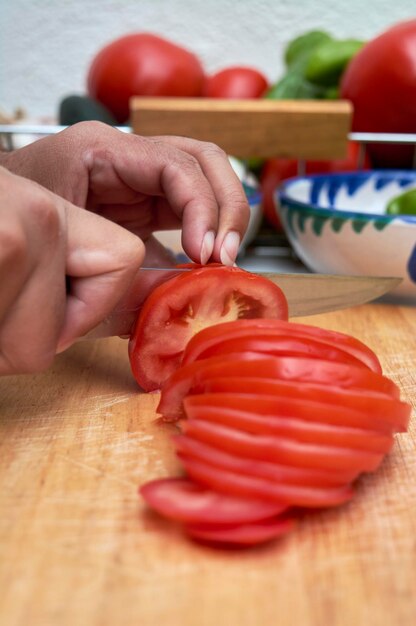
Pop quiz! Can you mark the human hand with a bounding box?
[0,167,144,375]
[2,122,250,266]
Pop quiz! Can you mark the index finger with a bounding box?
[151,136,250,265]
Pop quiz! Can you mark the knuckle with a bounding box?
[0,226,26,268]
[199,141,227,160]
[30,193,62,240]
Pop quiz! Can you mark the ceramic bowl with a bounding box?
[277,170,416,301]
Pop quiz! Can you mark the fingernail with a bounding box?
[220,231,240,266]
[200,230,215,265]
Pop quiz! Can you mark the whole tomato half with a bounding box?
[260,141,370,229]
[87,33,205,122]
[203,66,269,98]
[340,19,416,168]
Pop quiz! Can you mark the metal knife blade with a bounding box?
[80,268,401,341]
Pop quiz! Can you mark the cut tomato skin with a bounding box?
[185,515,295,547]
[195,383,410,433]
[158,353,399,421]
[182,402,394,454]
[173,435,360,487]
[129,265,288,391]
[180,455,354,508]
[182,318,382,373]
[182,419,384,473]
[139,477,287,525]
[137,307,410,548]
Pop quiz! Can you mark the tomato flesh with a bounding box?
[182,401,394,454]
[158,353,398,421]
[182,318,382,373]
[185,515,295,546]
[182,419,384,473]
[129,266,288,391]
[140,477,286,524]
[180,455,353,508]
[174,434,359,487]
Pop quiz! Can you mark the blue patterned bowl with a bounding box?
[277,170,416,301]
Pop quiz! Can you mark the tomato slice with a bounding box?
[194,383,410,433]
[139,477,287,524]
[182,419,384,473]
[182,318,382,373]
[182,400,394,454]
[129,265,288,391]
[173,434,359,486]
[180,455,354,508]
[157,354,398,420]
[185,515,295,547]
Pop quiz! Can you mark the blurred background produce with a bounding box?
[1,0,415,234]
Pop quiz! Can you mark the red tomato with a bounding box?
[184,391,408,434]
[180,454,353,508]
[182,419,384,473]
[157,353,397,421]
[182,318,382,373]
[261,142,369,229]
[340,20,416,168]
[129,265,288,391]
[182,399,394,454]
[174,434,359,487]
[139,477,286,524]
[185,515,295,547]
[202,66,269,98]
[87,33,205,122]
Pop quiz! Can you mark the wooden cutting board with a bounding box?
[0,303,415,626]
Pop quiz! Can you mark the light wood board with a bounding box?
[0,303,415,626]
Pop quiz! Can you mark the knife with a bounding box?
[80,268,401,341]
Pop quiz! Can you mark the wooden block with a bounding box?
[130,97,352,159]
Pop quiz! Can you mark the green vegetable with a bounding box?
[265,72,327,100]
[59,94,117,126]
[284,30,332,69]
[386,188,416,216]
[305,39,364,87]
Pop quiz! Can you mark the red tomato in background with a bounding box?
[260,141,370,229]
[340,19,416,168]
[202,66,269,98]
[87,33,205,122]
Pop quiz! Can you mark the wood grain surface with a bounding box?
[0,303,415,626]
[131,98,352,159]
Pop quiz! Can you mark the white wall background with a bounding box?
[1,0,415,119]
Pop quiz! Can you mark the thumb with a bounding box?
[57,203,145,351]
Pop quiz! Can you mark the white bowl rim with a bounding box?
[277,169,416,225]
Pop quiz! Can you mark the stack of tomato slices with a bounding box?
[131,265,410,547]
[139,316,411,548]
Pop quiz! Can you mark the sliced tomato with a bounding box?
[185,515,295,547]
[182,318,382,373]
[180,455,354,508]
[182,401,394,454]
[192,384,410,433]
[174,434,359,486]
[182,419,384,473]
[139,477,286,524]
[157,352,263,420]
[158,353,398,420]
[129,265,288,391]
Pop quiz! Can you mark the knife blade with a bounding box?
[80,268,401,341]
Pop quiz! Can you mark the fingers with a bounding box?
[0,170,67,375]
[57,203,145,351]
[71,124,249,265]
[152,136,250,264]
[0,167,145,374]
